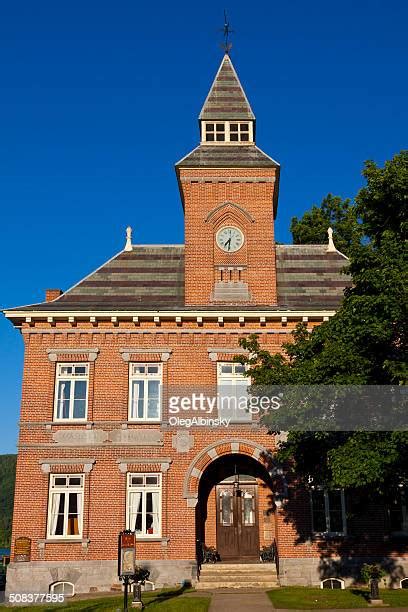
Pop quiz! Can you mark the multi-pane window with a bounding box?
[230,123,249,142]
[311,489,346,535]
[47,474,84,538]
[202,121,253,143]
[128,363,162,421]
[205,123,225,142]
[217,362,251,423]
[389,487,408,534]
[127,473,161,537]
[54,363,89,421]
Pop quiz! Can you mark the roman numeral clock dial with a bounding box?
[216,226,244,253]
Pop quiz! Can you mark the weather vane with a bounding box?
[220,9,233,54]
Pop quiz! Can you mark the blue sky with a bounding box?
[0,0,407,453]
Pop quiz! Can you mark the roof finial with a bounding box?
[124,226,133,252]
[220,9,233,55]
[326,227,336,252]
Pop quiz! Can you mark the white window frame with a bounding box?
[126,473,162,539]
[310,488,347,536]
[128,363,162,422]
[53,363,89,422]
[229,122,251,143]
[47,474,84,540]
[201,121,254,144]
[217,362,251,423]
[320,578,345,590]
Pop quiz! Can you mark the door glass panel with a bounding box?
[220,491,233,526]
[243,492,255,525]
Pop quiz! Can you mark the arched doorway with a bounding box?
[196,453,274,562]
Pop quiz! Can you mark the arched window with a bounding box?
[400,578,408,589]
[49,582,75,597]
[320,578,345,590]
[143,580,156,592]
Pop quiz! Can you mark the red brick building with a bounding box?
[4,53,407,595]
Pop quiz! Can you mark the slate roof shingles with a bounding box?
[5,245,350,313]
[199,55,255,121]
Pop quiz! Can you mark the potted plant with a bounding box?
[361,563,386,605]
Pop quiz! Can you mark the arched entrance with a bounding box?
[196,453,274,562]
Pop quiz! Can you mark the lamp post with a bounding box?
[118,530,146,610]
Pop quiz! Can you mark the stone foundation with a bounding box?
[5,559,197,598]
[279,557,408,587]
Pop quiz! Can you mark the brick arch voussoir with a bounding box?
[205,201,255,228]
[183,438,271,502]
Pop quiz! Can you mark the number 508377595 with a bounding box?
[9,593,65,603]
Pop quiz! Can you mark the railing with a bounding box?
[260,539,279,576]
[196,539,204,579]
[272,538,279,576]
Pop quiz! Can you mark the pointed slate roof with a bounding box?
[199,54,255,121]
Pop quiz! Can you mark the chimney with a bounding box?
[45,289,63,302]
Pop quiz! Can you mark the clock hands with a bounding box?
[217,227,243,252]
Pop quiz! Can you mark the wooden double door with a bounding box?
[216,483,259,560]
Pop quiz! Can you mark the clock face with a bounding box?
[216,226,244,253]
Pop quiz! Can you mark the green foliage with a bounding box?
[361,563,386,584]
[290,193,362,255]
[0,588,211,611]
[0,454,17,547]
[267,586,408,609]
[239,152,408,490]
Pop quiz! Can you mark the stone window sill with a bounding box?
[136,537,169,544]
[38,538,90,545]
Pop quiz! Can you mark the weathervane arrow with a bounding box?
[220,9,234,54]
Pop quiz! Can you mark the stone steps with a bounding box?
[196,562,279,590]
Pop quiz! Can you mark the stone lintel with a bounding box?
[39,458,96,473]
[47,348,99,362]
[119,348,172,362]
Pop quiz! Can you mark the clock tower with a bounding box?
[176,53,280,306]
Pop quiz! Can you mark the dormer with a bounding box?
[199,54,255,145]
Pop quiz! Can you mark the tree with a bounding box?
[239,151,408,491]
[0,454,17,547]
[290,193,361,255]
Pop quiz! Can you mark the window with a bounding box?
[205,123,225,142]
[54,363,89,421]
[389,487,408,534]
[127,473,161,538]
[311,489,346,535]
[129,363,162,421]
[230,123,250,142]
[217,362,251,423]
[50,582,75,597]
[321,578,345,590]
[47,474,84,539]
[202,121,253,143]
